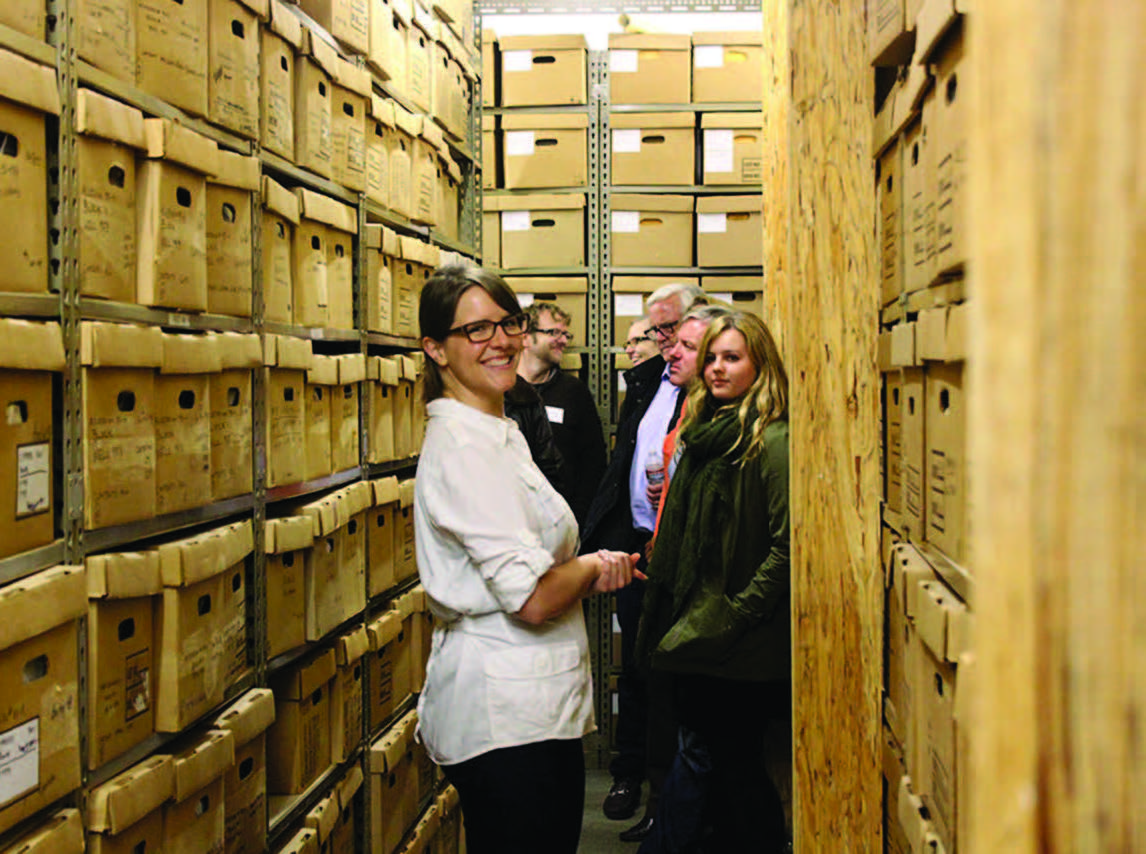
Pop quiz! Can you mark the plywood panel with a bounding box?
[969,2,1146,851]
[786,0,881,849]
[761,2,790,351]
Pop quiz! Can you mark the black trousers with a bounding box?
[443,738,586,854]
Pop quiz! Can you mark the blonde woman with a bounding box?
[635,311,790,853]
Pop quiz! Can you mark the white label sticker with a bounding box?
[612,129,642,154]
[617,373,628,393]
[16,442,50,518]
[503,50,533,72]
[614,294,644,316]
[0,718,40,806]
[501,210,532,232]
[611,211,640,233]
[545,406,565,424]
[518,293,535,307]
[704,129,735,174]
[694,45,725,68]
[698,213,728,233]
[505,131,535,157]
[610,50,638,73]
[708,292,733,303]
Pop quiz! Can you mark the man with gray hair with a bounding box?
[581,281,707,839]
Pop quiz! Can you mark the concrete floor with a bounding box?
[579,768,646,854]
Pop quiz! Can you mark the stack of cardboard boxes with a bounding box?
[872,1,972,851]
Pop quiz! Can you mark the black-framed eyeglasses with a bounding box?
[447,313,529,343]
[648,319,680,340]
[534,327,574,342]
[625,333,652,347]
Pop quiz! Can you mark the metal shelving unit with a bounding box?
[0,541,66,587]
[0,21,57,66]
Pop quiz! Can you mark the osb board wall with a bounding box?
[761,2,790,349]
[786,0,881,848]
[968,3,1146,850]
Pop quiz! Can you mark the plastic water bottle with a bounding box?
[645,447,665,488]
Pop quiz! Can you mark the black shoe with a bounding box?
[619,815,655,843]
[603,778,641,820]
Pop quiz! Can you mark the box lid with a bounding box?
[494,193,585,212]
[371,475,400,506]
[87,550,163,599]
[500,34,586,51]
[611,275,698,294]
[0,319,64,371]
[234,0,268,18]
[504,276,588,295]
[481,113,496,132]
[367,355,401,386]
[81,321,164,368]
[393,588,417,618]
[268,0,303,48]
[398,355,419,382]
[142,119,220,175]
[216,332,263,369]
[481,29,497,44]
[340,480,373,521]
[701,275,762,293]
[167,729,235,803]
[916,0,966,65]
[157,528,227,588]
[369,96,395,126]
[0,807,83,853]
[393,105,422,137]
[438,784,460,811]
[337,765,364,809]
[611,111,695,130]
[263,175,301,223]
[418,118,444,148]
[305,794,339,843]
[333,57,373,98]
[336,353,367,385]
[336,625,370,667]
[297,495,340,538]
[265,516,316,554]
[0,48,61,116]
[76,88,146,149]
[367,610,402,650]
[161,332,222,374]
[278,829,318,854]
[301,28,341,79]
[890,321,916,367]
[297,188,357,233]
[213,688,275,745]
[368,711,416,774]
[611,193,693,213]
[277,648,337,700]
[267,335,315,370]
[307,354,340,385]
[607,33,691,51]
[87,755,174,835]
[695,195,761,214]
[411,4,437,37]
[209,151,261,191]
[0,565,86,651]
[700,112,763,130]
[691,31,763,47]
[501,112,589,131]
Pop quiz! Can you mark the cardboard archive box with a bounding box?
[263,176,300,324]
[303,792,339,854]
[927,18,968,278]
[390,237,438,338]
[437,152,462,241]
[365,609,404,728]
[211,332,262,501]
[406,587,431,692]
[332,626,369,762]
[494,193,586,269]
[331,58,371,192]
[264,335,313,487]
[367,476,400,596]
[701,276,764,317]
[437,786,462,854]
[875,115,904,308]
[304,354,338,482]
[0,808,83,853]
[391,363,417,461]
[155,333,220,516]
[406,8,436,115]
[76,0,135,84]
[208,0,260,139]
[395,478,416,581]
[500,34,586,107]
[482,203,500,266]
[81,322,164,528]
[294,30,339,179]
[293,189,357,329]
[154,520,253,731]
[293,484,368,641]
[695,195,763,267]
[610,112,695,186]
[610,194,693,267]
[332,354,366,472]
[901,364,926,542]
[160,729,232,854]
[366,357,400,465]
[136,0,208,116]
[0,565,85,836]
[213,688,276,854]
[86,549,162,769]
[369,0,409,93]
[0,49,60,294]
[331,767,364,853]
[884,368,905,511]
[609,275,697,348]
[0,320,63,559]
[75,89,147,303]
[607,33,691,104]
[388,105,420,219]
[903,93,937,295]
[481,29,497,107]
[137,119,220,311]
[86,755,174,854]
[268,649,336,794]
[433,29,469,141]
[206,152,260,317]
[301,0,370,55]
[276,828,319,854]
[501,112,588,189]
[261,0,303,161]
[883,542,934,751]
[482,113,497,189]
[366,96,395,208]
[691,32,763,104]
[411,118,444,225]
[504,277,588,344]
[701,112,763,185]
[265,516,314,658]
[364,225,397,334]
[368,711,419,854]
[869,0,923,66]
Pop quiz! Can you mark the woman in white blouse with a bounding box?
[415,265,641,854]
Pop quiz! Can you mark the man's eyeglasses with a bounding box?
[625,333,652,348]
[534,327,574,342]
[648,319,680,340]
[447,313,529,343]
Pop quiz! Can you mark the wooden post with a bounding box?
[969,2,1146,850]
[761,1,790,347]
[786,0,882,849]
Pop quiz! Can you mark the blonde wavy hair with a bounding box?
[678,311,789,462]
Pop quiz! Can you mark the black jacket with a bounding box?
[581,355,681,553]
[504,376,567,501]
[530,369,607,526]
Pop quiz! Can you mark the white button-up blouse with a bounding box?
[414,398,595,766]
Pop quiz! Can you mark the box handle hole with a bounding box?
[23,654,48,683]
[117,391,136,412]
[178,390,196,410]
[108,165,126,188]
[118,617,136,641]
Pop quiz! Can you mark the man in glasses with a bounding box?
[517,302,606,527]
[582,282,707,840]
[624,317,660,367]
